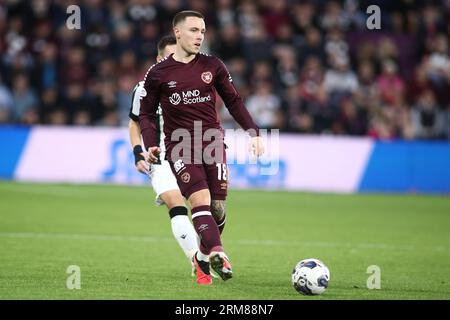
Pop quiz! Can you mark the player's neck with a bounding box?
[172,47,197,64]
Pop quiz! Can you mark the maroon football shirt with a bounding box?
[139,53,259,160]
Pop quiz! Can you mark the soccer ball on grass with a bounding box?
[291,258,330,295]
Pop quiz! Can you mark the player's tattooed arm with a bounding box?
[211,200,226,221]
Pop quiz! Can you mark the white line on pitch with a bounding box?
[0,231,447,252]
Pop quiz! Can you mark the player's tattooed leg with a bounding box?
[211,200,226,235]
[211,200,226,221]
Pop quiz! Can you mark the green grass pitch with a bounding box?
[0,181,449,299]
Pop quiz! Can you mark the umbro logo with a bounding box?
[180,234,187,239]
[198,224,209,232]
[168,81,177,88]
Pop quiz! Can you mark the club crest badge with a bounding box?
[201,71,213,84]
[181,172,191,183]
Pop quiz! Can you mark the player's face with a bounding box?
[157,44,176,62]
[174,17,205,55]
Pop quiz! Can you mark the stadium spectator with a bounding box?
[0,75,13,123]
[377,59,405,106]
[323,55,359,107]
[0,0,448,140]
[246,80,283,129]
[411,90,447,140]
[11,73,39,124]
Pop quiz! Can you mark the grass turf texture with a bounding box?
[0,181,449,299]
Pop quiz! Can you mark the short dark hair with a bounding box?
[172,10,204,28]
[157,35,176,55]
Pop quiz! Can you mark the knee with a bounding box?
[160,190,185,209]
[188,189,211,208]
[211,200,226,221]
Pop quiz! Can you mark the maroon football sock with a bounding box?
[191,205,223,255]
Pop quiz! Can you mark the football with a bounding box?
[291,258,330,295]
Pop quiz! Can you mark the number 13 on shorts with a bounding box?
[216,163,227,181]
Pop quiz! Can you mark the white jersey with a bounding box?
[129,81,167,159]
[129,81,179,205]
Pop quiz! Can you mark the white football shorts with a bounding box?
[148,159,180,206]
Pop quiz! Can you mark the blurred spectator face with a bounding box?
[118,75,135,92]
[322,1,345,30]
[85,0,103,8]
[255,81,273,96]
[35,21,52,39]
[391,12,404,33]
[67,47,85,64]
[0,109,10,123]
[100,81,116,96]
[102,111,119,126]
[119,51,137,70]
[9,16,23,33]
[305,56,321,71]
[188,0,208,13]
[341,97,357,119]
[418,90,437,111]
[141,22,159,40]
[305,28,322,47]
[240,0,257,15]
[162,0,182,11]
[48,109,68,125]
[42,88,58,105]
[406,10,419,33]
[276,23,293,42]
[358,61,374,83]
[251,23,267,40]
[229,58,246,75]
[22,109,39,125]
[434,34,449,54]
[268,0,287,12]
[222,24,240,43]
[286,85,300,101]
[382,59,398,76]
[74,110,91,126]
[357,42,376,62]
[412,64,429,87]
[41,43,57,62]
[423,5,439,27]
[278,48,297,71]
[31,0,51,18]
[334,55,350,72]
[377,37,399,60]
[67,83,84,99]
[217,0,232,9]
[98,58,116,78]
[253,62,272,79]
[115,23,133,41]
[13,74,29,93]
[292,2,315,29]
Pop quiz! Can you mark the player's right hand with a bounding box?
[146,146,161,164]
[250,136,265,157]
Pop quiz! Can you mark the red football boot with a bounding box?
[209,251,233,281]
[192,253,213,285]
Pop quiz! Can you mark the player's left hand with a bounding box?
[250,136,265,157]
[136,160,149,174]
[133,145,150,174]
[146,146,161,164]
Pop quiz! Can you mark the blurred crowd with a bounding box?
[0,0,449,140]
